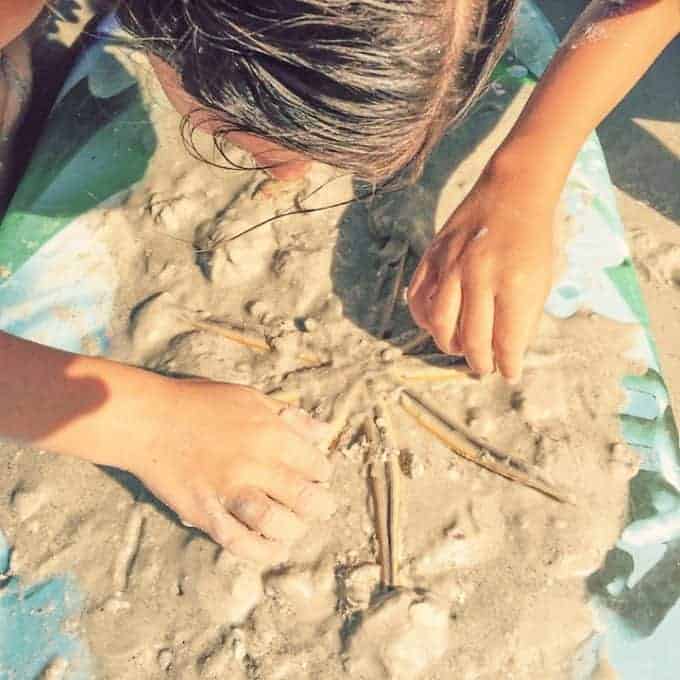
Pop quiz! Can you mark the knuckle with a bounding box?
[231,491,271,529]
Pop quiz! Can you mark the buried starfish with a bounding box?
[187,237,573,587]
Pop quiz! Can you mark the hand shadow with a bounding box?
[330,67,527,342]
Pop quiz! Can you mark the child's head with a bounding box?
[118,0,518,183]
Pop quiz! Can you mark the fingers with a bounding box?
[408,229,470,350]
[407,259,436,330]
[250,461,337,521]
[277,405,333,449]
[199,492,289,564]
[255,394,334,481]
[493,287,542,383]
[267,428,333,483]
[227,488,307,543]
[411,250,537,381]
[428,267,462,354]
[458,274,495,376]
[192,457,336,562]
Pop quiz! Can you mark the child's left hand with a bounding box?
[408,167,556,383]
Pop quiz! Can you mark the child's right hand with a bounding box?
[408,164,557,382]
[126,379,336,564]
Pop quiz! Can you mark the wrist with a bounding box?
[486,132,575,204]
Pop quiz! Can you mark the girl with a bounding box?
[0,0,678,564]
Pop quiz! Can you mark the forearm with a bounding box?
[0,331,169,470]
[0,0,45,49]
[491,0,680,193]
[0,35,33,212]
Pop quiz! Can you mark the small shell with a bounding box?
[381,347,402,363]
[344,563,381,608]
[157,649,173,671]
[303,317,319,333]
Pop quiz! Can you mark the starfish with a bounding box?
[186,237,572,588]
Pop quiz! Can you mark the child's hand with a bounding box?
[408,169,556,382]
[129,380,336,564]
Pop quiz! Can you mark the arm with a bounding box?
[493,0,680,197]
[0,0,45,49]
[0,331,335,561]
[409,0,680,381]
[1,3,334,560]
[0,1,44,208]
[0,330,166,466]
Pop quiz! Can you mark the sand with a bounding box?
[1,3,679,679]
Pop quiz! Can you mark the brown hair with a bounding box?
[117,0,518,184]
